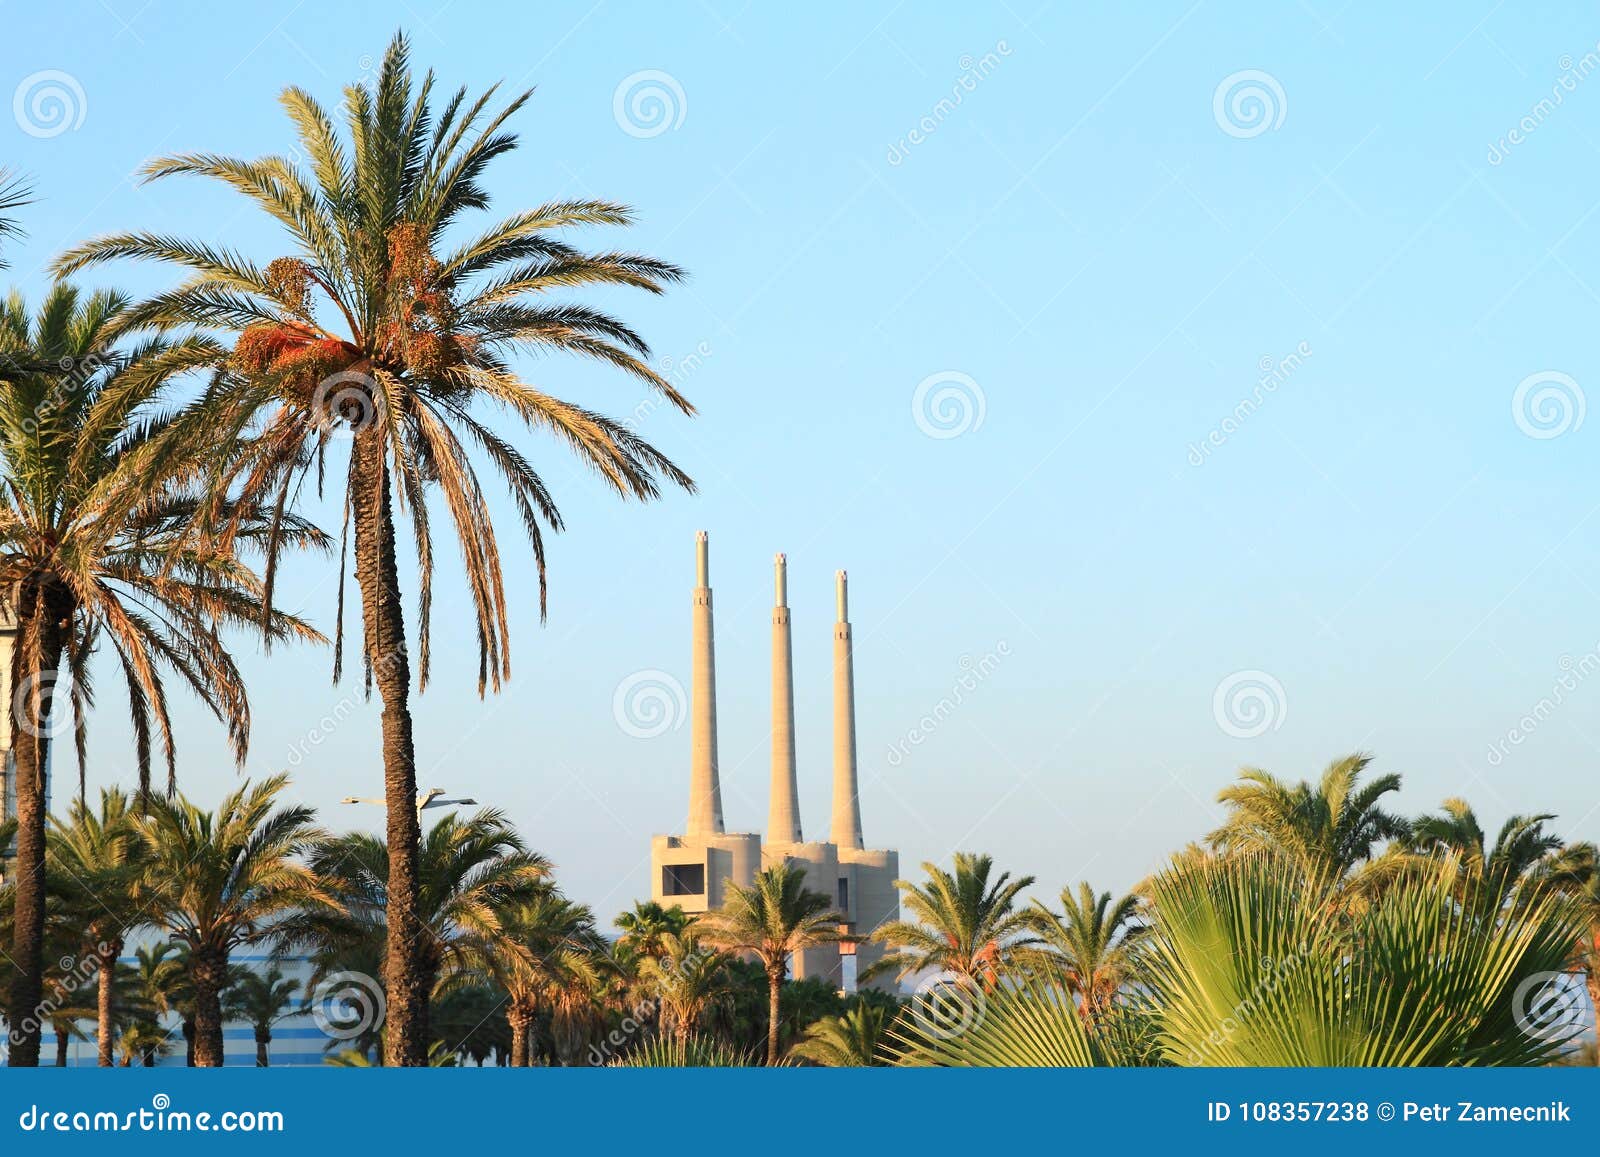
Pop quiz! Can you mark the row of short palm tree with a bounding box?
[1,777,893,1067]
[7,752,1595,1067]
[0,30,697,1067]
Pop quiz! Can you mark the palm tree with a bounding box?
[58,32,695,1064]
[1207,754,1410,886]
[46,788,147,1066]
[790,1002,893,1067]
[0,284,323,1065]
[635,931,735,1047]
[693,863,841,1066]
[222,962,300,1066]
[299,807,549,1053]
[127,941,190,1065]
[1409,797,1562,906]
[136,775,330,1066]
[614,900,690,959]
[867,852,1041,987]
[612,1033,752,1067]
[489,887,599,1067]
[1146,850,1584,1066]
[1031,883,1147,1019]
[889,976,1130,1067]
[0,168,30,271]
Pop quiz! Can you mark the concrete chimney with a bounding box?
[768,553,803,843]
[830,569,863,850]
[687,531,724,836]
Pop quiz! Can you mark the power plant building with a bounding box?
[649,533,899,990]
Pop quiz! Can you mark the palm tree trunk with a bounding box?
[182,1018,195,1066]
[255,1028,269,1067]
[190,947,227,1067]
[54,1027,68,1067]
[95,940,120,1067]
[5,580,70,1067]
[350,426,427,1067]
[766,964,783,1066]
[509,1008,530,1068]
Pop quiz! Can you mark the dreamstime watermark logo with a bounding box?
[623,340,713,431]
[309,971,386,1041]
[909,971,987,1040]
[1212,670,1287,739]
[1510,970,1586,1045]
[312,370,379,440]
[12,669,75,742]
[1212,70,1287,139]
[1512,371,1584,439]
[912,371,986,439]
[887,642,1010,767]
[886,41,1013,166]
[1485,644,1600,766]
[1188,341,1312,466]
[1488,44,1600,165]
[13,70,87,138]
[613,70,687,138]
[612,669,687,739]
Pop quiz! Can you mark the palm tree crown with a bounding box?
[1031,882,1147,1017]
[1208,754,1409,884]
[868,852,1041,986]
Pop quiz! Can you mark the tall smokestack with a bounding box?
[768,553,802,843]
[687,531,724,835]
[831,570,863,850]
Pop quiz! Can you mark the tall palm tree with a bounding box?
[693,863,841,1066]
[790,1001,893,1067]
[0,284,323,1066]
[222,962,299,1066]
[46,788,147,1066]
[867,852,1041,988]
[1207,754,1410,886]
[1409,797,1563,907]
[299,807,549,1052]
[136,775,330,1066]
[488,887,599,1067]
[58,32,695,1064]
[1031,882,1147,1019]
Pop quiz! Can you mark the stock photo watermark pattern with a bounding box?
[1511,371,1585,439]
[912,371,986,439]
[1212,670,1288,739]
[1212,69,1287,139]
[12,69,86,138]
[613,70,687,138]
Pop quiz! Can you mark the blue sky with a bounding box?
[6,2,1600,916]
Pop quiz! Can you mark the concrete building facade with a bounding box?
[650,534,900,991]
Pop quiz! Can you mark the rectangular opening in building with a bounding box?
[837,878,849,909]
[661,863,706,896]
